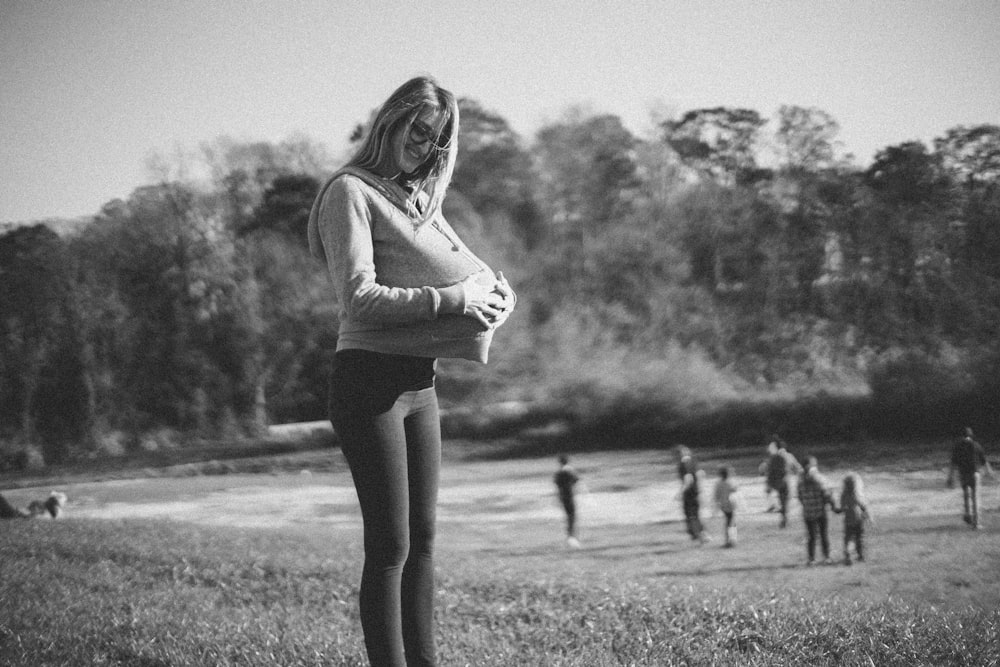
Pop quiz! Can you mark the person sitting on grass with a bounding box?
[0,491,66,519]
[0,493,28,519]
[758,440,780,512]
[798,456,837,565]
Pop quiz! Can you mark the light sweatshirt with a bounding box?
[714,478,738,514]
[308,166,496,363]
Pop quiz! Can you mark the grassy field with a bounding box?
[1,442,998,666]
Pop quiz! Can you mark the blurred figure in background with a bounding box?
[1,490,66,519]
[835,472,872,565]
[763,435,803,528]
[798,456,837,565]
[28,491,67,518]
[713,465,740,547]
[676,445,708,544]
[0,493,28,518]
[758,440,780,512]
[948,427,993,529]
[554,454,581,548]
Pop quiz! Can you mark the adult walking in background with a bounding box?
[764,435,802,528]
[758,440,780,512]
[798,456,837,565]
[948,427,993,529]
[554,454,581,547]
[308,75,515,666]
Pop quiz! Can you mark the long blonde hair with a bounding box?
[348,76,459,224]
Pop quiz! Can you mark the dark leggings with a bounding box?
[330,351,439,667]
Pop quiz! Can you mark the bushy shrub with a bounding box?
[868,345,977,437]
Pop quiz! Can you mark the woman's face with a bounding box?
[390,107,446,175]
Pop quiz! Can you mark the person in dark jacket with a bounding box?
[763,436,802,528]
[676,445,708,544]
[948,427,993,529]
[554,455,581,547]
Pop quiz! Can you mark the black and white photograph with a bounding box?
[2,1,998,664]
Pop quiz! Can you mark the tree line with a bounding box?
[2,102,998,465]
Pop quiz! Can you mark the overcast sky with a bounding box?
[2,0,998,222]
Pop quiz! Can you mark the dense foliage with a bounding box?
[2,104,999,463]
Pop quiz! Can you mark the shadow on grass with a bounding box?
[876,512,993,535]
[902,477,954,491]
[653,562,804,578]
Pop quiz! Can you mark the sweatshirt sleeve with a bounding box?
[316,177,466,323]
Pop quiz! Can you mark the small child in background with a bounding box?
[554,455,581,548]
[835,472,872,565]
[713,465,739,547]
[676,445,708,544]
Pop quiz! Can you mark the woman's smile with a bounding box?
[406,142,428,162]
[395,108,445,174]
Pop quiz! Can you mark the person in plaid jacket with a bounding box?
[798,456,838,565]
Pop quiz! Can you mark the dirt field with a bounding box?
[6,447,999,610]
[10,449,984,530]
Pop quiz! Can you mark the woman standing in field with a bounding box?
[308,75,515,666]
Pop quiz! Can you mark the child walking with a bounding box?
[835,472,872,565]
[554,455,581,548]
[676,445,708,544]
[798,456,837,565]
[713,465,739,547]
